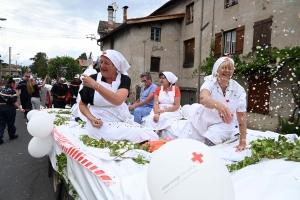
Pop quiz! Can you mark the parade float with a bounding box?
[25,107,300,200]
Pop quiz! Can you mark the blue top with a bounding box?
[140,83,157,108]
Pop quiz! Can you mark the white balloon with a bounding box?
[31,110,51,120]
[147,139,235,200]
[27,110,38,121]
[28,135,53,158]
[27,115,54,138]
[181,105,191,118]
[189,103,201,117]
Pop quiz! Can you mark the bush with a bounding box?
[278,115,300,136]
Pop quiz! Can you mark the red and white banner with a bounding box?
[52,129,115,186]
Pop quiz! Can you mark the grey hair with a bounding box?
[140,72,152,80]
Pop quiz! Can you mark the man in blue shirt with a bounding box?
[129,72,157,124]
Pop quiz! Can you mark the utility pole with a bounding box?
[9,47,11,76]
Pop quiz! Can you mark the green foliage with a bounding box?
[77,120,86,128]
[190,41,217,78]
[227,136,300,172]
[47,56,81,80]
[56,153,78,198]
[47,109,72,114]
[278,115,300,136]
[30,52,48,77]
[79,135,151,164]
[53,115,71,126]
[192,44,300,78]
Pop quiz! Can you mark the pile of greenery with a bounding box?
[79,135,151,164]
[56,153,78,198]
[227,136,300,172]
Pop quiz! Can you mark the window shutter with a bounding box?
[262,18,272,47]
[214,32,222,58]
[235,25,244,54]
[252,21,261,50]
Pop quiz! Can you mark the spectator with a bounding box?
[17,73,32,118]
[51,77,69,108]
[129,72,157,124]
[69,74,82,107]
[0,78,25,145]
[27,75,48,110]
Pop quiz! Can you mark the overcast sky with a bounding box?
[0,0,168,66]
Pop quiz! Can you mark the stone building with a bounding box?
[97,0,300,131]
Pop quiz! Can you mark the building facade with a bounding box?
[98,0,300,131]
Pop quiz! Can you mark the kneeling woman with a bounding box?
[179,57,247,152]
[79,50,158,143]
[144,72,181,139]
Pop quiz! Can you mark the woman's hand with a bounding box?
[217,104,233,124]
[153,114,160,123]
[157,109,165,114]
[82,74,97,89]
[235,142,247,152]
[89,117,103,128]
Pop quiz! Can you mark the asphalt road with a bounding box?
[0,87,55,200]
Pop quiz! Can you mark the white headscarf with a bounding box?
[101,50,130,74]
[162,71,178,85]
[204,57,234,82]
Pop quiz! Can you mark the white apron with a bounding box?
[86,73,159,143]
[144,86,181,138]
[179,83,243,144]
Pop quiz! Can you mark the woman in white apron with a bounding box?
[144,72,182,139]
[179,57,247,152]
[79,50,159,143]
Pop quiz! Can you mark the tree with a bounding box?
[77,53,87,60]
[30,52,48,77]
[21,66,30,76]
[47,56,81,80]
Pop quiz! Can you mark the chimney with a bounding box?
[107,6,114,31]
[123,6,129,22]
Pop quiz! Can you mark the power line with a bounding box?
[0,2,99,34]
[1,27,86,39]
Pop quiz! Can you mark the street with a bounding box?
[0,87,55,200]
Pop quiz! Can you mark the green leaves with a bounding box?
[79,135,151,164]
[227,136,300,172]
[47,55,81,80]
[192,44,300,79]
[55,153,78,198]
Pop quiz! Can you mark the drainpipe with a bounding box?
[143,40,146,72]
[197,0,205,102]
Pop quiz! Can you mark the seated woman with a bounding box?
[27,75,48,110]
[179,57,247,152]
[144,72,181,139]
[79,50,159,143]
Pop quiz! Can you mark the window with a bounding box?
[183,38,195,68]
[150,56,160,72]
[151,27,161,42]
[224,30,236,55]
[225,0,238,8]
[247,76,271,115]
[252,18,273,50]
[214,25,244,57]
[110,38,114,49]
[186,2,194,25]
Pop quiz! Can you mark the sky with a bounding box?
[0,0,168,67]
